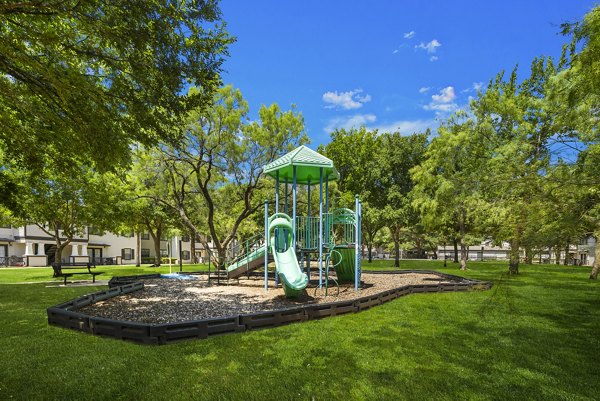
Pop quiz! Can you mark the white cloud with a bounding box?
[424,86,458,114]
[371,119,436,135]
[416,39,441,54]
[392,49,399,54]
[419,87,430,94]
[322,89,372,110]
[429,55,438,62]
[431,86,456,103]
[404,31,415,39]
[324,113,377,132]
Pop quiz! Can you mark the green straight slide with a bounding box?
[269,213,308,298]
[226,247,266,279]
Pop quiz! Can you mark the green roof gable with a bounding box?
[263,145,339,185]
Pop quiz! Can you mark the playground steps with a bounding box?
[208,269,228,284]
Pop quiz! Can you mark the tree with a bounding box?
[412,114,488,271]
[127,149,181,266]
[155,85,307,267]
[7,164,124,264]
[362,205,385,263]
[321,128,386,262]
[549,7,600,278]
[0,1,233,173]
[378,132,428,268]
[471,57,564,275]
[575,148,600,278]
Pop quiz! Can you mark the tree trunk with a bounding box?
[54,240,71,265]
[442,242,447,267]
[135,232,141,267]
[563,243,570,266]
[459,239,467,270]
[590,233,600,279]
[53,229,70,265]
[190,232,197,264]
[555,245,561,265]
[393,229,400,268]
[368,243,373,263]
[146,226,162,266]
[216,247,227,270]
[508,238,520,275]
[453,238,459,263]
[459,217,467,270]
[525,247,533,265]
[153,234,161,265]
[145,219,163,266]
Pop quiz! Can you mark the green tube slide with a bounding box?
[268,213,308,298]
[331,246,356,283]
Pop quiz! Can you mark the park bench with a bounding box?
[51,263,104,285]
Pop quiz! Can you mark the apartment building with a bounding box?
[0,224,213,267]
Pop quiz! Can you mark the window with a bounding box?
[160,249,168,257]
[182,235,190,242]
[160,235,168,241]
[182,250,190,260]
[121,248,134,260]
[141,248,150,258]
[120,231,134,238]
[141,232,150,240]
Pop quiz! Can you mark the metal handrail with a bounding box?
[225,233,266,267]
[226,232,265,261]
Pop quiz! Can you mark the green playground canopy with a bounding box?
[263,145,339,184]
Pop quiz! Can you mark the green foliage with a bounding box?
[0,1,233,172]
[377,132,428,265]
[322,129,428,263]
[3,160,126,263]
[321,128,386,261]
[320,127,381,204]
[153,85,308,265]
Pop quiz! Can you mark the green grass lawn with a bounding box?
[0,263,209,284]
[1,261,599,400]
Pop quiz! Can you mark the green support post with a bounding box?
[264,199,269,291]
[319,167,323,287]
[307,179,311,279]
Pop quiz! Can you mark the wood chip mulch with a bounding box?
[80,272,459,324]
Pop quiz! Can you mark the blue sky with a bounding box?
[220,1,597,146]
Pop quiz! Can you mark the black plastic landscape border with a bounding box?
[48,270,492,345]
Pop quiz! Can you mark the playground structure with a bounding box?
[225,146,362,297]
